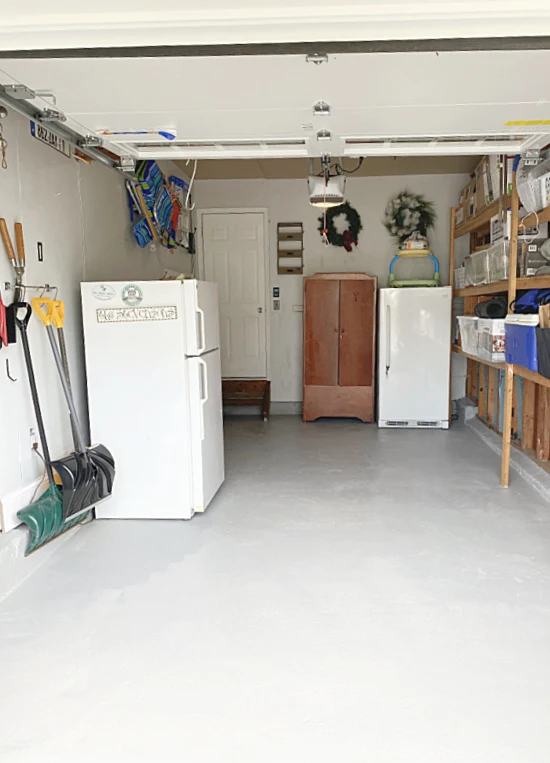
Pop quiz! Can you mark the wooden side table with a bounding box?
[222,380,271,421]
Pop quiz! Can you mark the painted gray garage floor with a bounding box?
[1,417,550,762]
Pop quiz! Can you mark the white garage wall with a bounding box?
[194,173,469,405]
[0,109,188,533]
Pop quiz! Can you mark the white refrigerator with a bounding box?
[378,287,452,429]
[80,280,224,519]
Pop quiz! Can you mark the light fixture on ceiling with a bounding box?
[313,101,331,117]
[306,53,328,66]
[308,156,346,208]
[316,129,332,142]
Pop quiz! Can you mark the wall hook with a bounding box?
[6,358,17,382]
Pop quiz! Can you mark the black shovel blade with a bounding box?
[52,452,95,521]
[52,444,115,522]
[87,444,115,498]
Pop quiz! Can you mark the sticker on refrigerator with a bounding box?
[97,306,178,323]
[92,284,116,301]
[121,283,143,306]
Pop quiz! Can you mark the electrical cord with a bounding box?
[184,159,197,210]
[30,446,47,502]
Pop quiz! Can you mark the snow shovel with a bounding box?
[14,303,90,555]
[32,298,115,521]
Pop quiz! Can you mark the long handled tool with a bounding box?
[0,218,24,300]
[33,298,115,521]
[14,303,88,555]
[0,218,25,344]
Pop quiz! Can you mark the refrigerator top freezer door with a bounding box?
[378,287,451,426]
[183,280,220,357]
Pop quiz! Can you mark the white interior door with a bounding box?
[188,349,225,512]
[202,212,267,378]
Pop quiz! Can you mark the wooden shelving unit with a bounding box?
[451,345,506,370]
[454,275,550,298]
[450,171,550,486]
[454,195,510,238]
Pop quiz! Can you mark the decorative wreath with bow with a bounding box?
[318,202,362,252]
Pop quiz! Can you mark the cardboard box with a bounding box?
[475,160,486,213]
[477,318,506,362]
[454,204,465,228]
[484,156,514,201]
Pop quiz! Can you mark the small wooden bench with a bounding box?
[222,380,271,421]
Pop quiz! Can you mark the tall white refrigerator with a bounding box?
[378,287,452,429]
[81,280,224,519]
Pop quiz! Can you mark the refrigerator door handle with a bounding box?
[196,306,206,355]
[198,357,208,440]
[386,304,391,377]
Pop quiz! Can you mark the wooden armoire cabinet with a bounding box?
[303,273,377,422]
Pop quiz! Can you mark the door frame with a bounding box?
[197,207,271,381]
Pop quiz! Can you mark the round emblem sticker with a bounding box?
[121,283,143,306]
[92,284,116,301]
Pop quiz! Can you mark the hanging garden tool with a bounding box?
[14,303,89,555]
[32,298,115,520]
[0,218,25,300]
[0,218,26,343]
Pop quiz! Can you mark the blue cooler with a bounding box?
[505,315,539,371]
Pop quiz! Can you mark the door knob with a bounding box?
[257,307,263,313]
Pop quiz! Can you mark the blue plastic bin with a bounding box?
[505,323,538,371]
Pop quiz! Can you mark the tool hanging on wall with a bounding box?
[32,298,115,520]
[14,303,89,555]
[0,218,26,343]
[0,106,8,170]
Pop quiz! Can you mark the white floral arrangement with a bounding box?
[383,190,436,244]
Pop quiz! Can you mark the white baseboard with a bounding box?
[0,522,80,603]
[0,477,48,533]
[466,416,550,504]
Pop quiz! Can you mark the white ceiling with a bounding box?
[1,3,550,49]
[1,50,550,159]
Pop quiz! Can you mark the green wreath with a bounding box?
[318,202,362,252]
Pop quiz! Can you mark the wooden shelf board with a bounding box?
[453,281,509,297]
[454,274,550,298]
[521,204,550,228]
[454,196,510,238]
[452,345,506,369]
[511,364,550,389]
[455,198,550,239]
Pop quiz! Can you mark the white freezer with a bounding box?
[80,280,224,520]
[378,287,452,429]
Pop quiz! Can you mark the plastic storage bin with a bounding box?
[505,315,539,371]
[454,267,466,289]
[466,249,490,286]
[488,240,509,284]
[537,328,550,379]
[477,318,506,362]
[457,316,478,355]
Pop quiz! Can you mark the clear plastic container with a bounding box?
[467,249,490,286]
[517,155,550,214]
[488,240,509,284]
[454,267,466,289]
[457,316,478,355]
